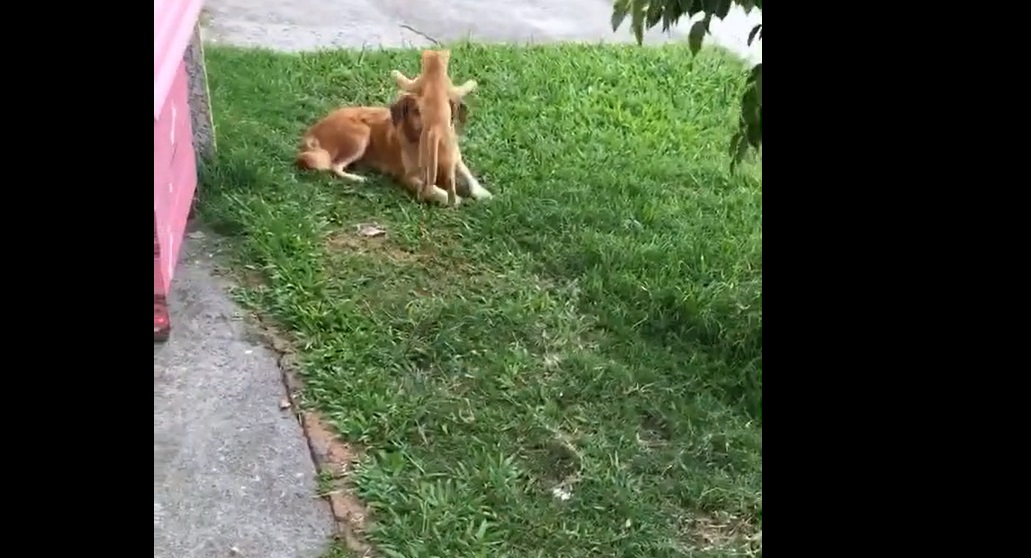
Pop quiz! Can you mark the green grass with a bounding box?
[200,42,762,558]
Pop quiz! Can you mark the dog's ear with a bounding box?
[451,100,469,127]
[390,95,414,125]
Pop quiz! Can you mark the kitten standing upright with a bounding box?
[391,49,478,101]
[390,50,478,207]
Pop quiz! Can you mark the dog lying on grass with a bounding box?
[296,93,492,204]
[391,49,480,206]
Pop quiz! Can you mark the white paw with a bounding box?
[468,183,494,200]
[437,193,464,207]
[339,172,367,183]
[425,187,451,206]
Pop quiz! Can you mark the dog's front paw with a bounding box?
[424,187,455,206]
[467,183,494,201]
[441,192,463,208]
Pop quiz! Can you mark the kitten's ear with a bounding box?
[390,95,415,125]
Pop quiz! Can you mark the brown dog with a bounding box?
[390,50,478,206]
[388,94,493,201]
[296,94,492,204]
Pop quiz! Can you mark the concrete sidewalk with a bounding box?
[200,0,761,62]
[155,2,761,558]
[154,230,335,558]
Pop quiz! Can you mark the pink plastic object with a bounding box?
[154,0,204,342]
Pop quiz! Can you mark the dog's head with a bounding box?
[390,94,469,142]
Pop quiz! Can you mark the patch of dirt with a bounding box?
[324,229,419,264]
[526,429,584,502]
[679,511,762,556]
[636,410,673,449]
[303,413,373,556]
[247,316,376,557]
[323,225,510,298]
[542,438,581,481]
[237,268,267,289]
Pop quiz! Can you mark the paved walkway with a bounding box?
[155,3,761,558]
[201,0,761,62]
[154,230,335,558]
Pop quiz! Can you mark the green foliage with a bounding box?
[612,0,762,168]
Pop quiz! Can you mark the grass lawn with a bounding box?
[200,43,762,557]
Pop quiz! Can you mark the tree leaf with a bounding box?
[747,63,762,105]
[681,0,704,18]
[748,23,762,46]
[688,17,710,56]
[739,0,755,14]
[729,130,750,170]
[757,105,762,146]
[629,0,646,45]
[741,88,762,149]
[646,0,665,29]
[611,0,631,32]
[663,0,683,31]
[716,0,733,19]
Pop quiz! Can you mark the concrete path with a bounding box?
[201,0,761,62]
[155,2,761,558]
[154,230,335,558]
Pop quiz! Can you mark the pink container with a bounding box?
[154,0,204,341]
